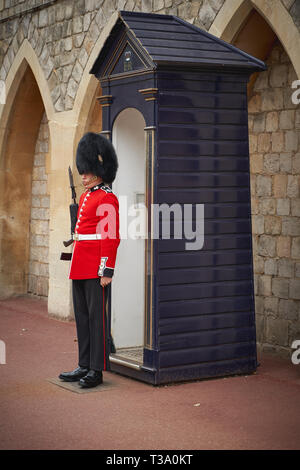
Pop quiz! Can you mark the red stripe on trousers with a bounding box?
[102,285,106,371]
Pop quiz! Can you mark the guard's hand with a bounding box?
[100,276,112,287]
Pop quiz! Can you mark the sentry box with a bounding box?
[90,11,266,385]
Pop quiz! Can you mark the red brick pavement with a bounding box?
[0,296,299,450]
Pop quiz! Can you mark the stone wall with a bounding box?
[0,0,299,344]
[249,39,300,358]
[28,111,50,298]
[0,1,299,113]
[0,0,228,114]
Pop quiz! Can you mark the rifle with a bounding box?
[60,166,79,260]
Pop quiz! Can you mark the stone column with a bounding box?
[47,113,80,320]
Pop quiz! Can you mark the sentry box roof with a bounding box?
[90,10,267,79]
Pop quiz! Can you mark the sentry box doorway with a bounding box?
[89,11,266,385]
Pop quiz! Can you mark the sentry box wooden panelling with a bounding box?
[90,11,266,385]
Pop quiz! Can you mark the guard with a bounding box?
[59,132,120,388]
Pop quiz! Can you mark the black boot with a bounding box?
[59,366,89,382]
[79,370,103,388]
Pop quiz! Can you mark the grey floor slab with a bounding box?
[47,377,117,394]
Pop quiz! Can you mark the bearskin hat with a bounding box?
[76,132,118,183]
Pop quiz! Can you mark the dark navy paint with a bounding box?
[90,10,266,385]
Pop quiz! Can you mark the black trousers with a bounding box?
[72,278,109,372]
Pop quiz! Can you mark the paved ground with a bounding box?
[0,296,299,450]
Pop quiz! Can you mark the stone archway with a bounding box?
[210,0,300,79]
[0,65,46,297]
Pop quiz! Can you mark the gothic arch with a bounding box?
[0,39,51,297]
[209,0,300,79]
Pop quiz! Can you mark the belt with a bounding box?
[73,234,102,241]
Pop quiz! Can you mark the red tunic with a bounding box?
[69,183,120,280]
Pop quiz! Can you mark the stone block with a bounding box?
[266,111,278,132]
[249,134,258,153]
[266,317,289,346]
[72,61,84,84]
[33,245,49,262]
[258,133,271,152]
[254,254,265,273]
[278,258,294,278]
[248,94,261,113]
[270,64,288,88]
[271,277,289,298]
[250,153,263,173]
[277,236,291,258]
[264,296,279,314]
[67,77,77,99]
[65,4,74,20]
[254,272,258,295]
[248,114,254,132]
[40,196,50,208]
[279,152,292,173]
[285,130,299,152]
[261,88,283,111]
[73,16,83,35]
[291,237,300,258]
[256,175,272,197]
[64,36,72,52]
[74,33,84,48]
[289,279,300,300]
[253,113,265,133]
[31,196,41,208]
[83,12,92,31]
[263,153,279,173]
[296,263,300,277]
[286,177,299,204]
[276,198,290,216]
[271,131,284,152]
[273,175,287,197]
[254,295,264,314]
[258,234,276,257]
[32,166,47,182]
[30,208,50,221]
[279,110,295,130]
[38,9,48,28]
[291,199,300,217]
[296,110,300,130]
[292,153,300,174]
[254,70,268,91]
[27,274,36,294]
[255,313,265,343]
[36,275,49,297]
[259,197,276,215]
[198,0,216,29]
[278,299,298,321]
[34,234,49,247]
[252,214,264,234]
[264,257,277,275]
[32,181,47,196]
[56,3,65,21]
[264,215,281,235]
[61,21,73,39]
[78,48,89,68]
[258,274,271,296]
[85,0,96,11]
[282,217,300,236]
[251,197,259,214]
[30,220,49,236]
